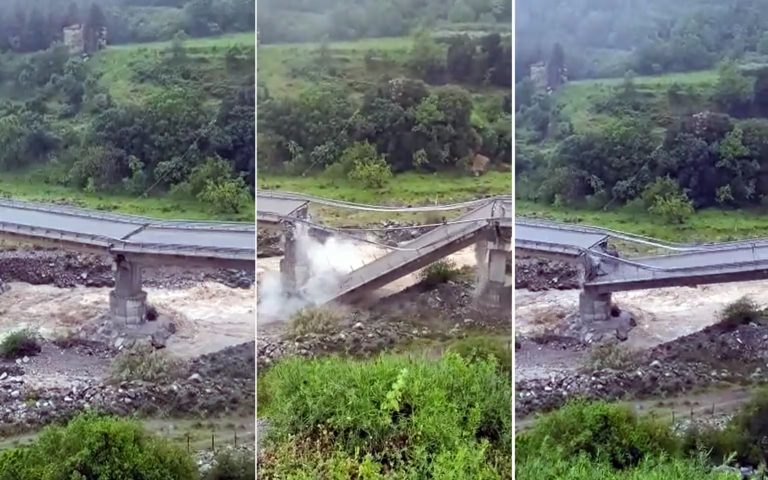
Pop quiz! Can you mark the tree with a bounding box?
[340,142,393,188]
[407,30,446,83]
[448,0,475,23]
[759,32,768,54]
[546,43,565,90]
[24,8,48,52]
[65,2,80,26]
[85,3,106,52]
[713,61,753,116]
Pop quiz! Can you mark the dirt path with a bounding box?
[515,385,753,430]
[0,414,256,451]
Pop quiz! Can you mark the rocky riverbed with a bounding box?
[0,340,255,435]
[258,279,512,369]
[516,310,768,416]
[0,249,254,289]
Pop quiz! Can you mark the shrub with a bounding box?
[339,141,392,189]
[206,448,255,480]
[447,336,512,374]
[347,156,393,189]
[585,342,634,371]
[684,387,768,467]
[517,400,680,469]
[260,353,511,477]
[719,296,763,329]
[0,328,41,360]
[642,177,695,224]
[648,192,694,224]
[110,343,183,383]
[287,305,346,337]
[420,259,461,286]
[198,176,251,214]
[516,449,734,480]
[0,413,198,480]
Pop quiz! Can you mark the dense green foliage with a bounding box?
[516,400,745,479]
[518,0,768,80]
[0,414,198,479]
[0,33,254,214]
[0,0,253,53]
[517,62,768,216]
[683,387,768,468]
[259,32,511,177]
[259,353,511,478]
[258,0,511,44]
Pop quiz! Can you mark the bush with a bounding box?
[517,400,680,469]
[516,450,734,480]
[198,176,252,214]
[642,177,695,224]
[447,336,512,374]
[110,343,183,383]
[347,156,393,189]
[260,353,511,478]
[338,141,393,189]
[0,328,41,360]
[0,413,198,480]
[206,448,255,480]
[719,296,763,329]
[287,305,346,337]
[684,387,768,467]
[420,259,461,286]
[585,342,634,371]
[648,193,694,224]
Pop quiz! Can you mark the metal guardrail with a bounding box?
[516,216,768,253]
[0,198,254,230]
[258,190,512,213]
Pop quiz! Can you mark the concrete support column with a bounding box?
[475,239,489,286]
[474,240,511,309]
[280,221,298,294]
[109,258,147,326]
[579,289,612,324]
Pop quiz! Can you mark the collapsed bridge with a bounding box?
[257,191,513,308]
[0,199,254,325]
[516,217,768,324]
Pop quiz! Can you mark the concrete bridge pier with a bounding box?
[280,221,298,294]
[109,256,147,326]
[474,239,511,308]
[578,289,612,324]
[279,205,310,296]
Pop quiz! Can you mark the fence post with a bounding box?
[187,433,190,453]
[211,432,215,453]
[234,429,237,447]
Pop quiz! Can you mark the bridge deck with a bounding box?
[0,200,254,262]
[256,196,308,217]
[324,199,511,303]
[515,223,607,251]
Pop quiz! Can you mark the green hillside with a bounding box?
[0,33,255,221]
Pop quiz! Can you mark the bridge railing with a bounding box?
[0,199,253,230]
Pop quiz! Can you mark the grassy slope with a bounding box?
[259,171,511,225]
[517,200,768,243]
[557,70,718,131]
[258,37,413,98]
[523,68,768,241]
[2,33,255,221]
[257,36,511,224]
